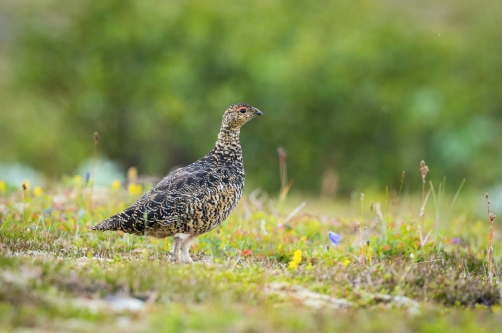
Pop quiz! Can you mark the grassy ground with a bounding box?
[1,177,502,332]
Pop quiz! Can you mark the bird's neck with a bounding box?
[214,126,242,157]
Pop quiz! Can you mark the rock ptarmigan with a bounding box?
[91,103,262,263]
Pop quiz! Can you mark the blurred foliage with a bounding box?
[0,0,501,193]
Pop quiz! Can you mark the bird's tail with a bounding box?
[91,209,145,235]
[91,215,122,232]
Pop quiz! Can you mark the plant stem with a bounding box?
[486,193,495,282]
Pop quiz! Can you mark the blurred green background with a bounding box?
[0,0,501,195]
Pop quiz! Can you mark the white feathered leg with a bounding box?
[170,235,182,263]
[180,234,197,264]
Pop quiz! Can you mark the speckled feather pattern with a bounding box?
[92,103,262,261]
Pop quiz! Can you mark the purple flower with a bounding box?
[328,231,342,245]
[452,237,460,245]
[85,172,90,184]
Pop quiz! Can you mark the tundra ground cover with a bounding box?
[1,177,502,332]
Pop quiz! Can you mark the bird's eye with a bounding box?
[239,108,247,113]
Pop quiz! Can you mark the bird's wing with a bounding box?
[92,163,216,233]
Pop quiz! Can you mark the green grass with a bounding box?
[1,179,502,332]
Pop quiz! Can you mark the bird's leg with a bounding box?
[180,235,197,264]
[170,236,182,263]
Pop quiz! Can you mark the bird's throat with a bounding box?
[215,127,242,158]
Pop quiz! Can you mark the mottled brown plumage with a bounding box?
[92,103,262,263]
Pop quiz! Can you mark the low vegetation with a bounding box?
[1,171,502,332]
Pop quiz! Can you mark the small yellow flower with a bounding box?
[33,186,43,197]
[0,180,6,194]
[22,180,30,191]
[288,249,303,269]
[74,175,82,186]
[343,259,350,266]
[111,180,121,191]
[293,249,302,264]
[128,183,143,195]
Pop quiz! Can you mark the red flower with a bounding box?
[242,249,253,256]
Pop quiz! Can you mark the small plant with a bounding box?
[89,132,99,208]
[278,147,293,201]
[486,193,497,281]
[288,249,302,269]
[328,231,342,246]
[92,132,99,181]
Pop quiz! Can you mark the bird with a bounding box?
[91,103,263,263]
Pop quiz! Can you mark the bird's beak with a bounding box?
[255,110,263,116]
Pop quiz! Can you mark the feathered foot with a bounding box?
[180,235,196,264]
[169,234,196,264]
[169,236,182,263]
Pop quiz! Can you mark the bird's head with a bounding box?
[221,103,263,131]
